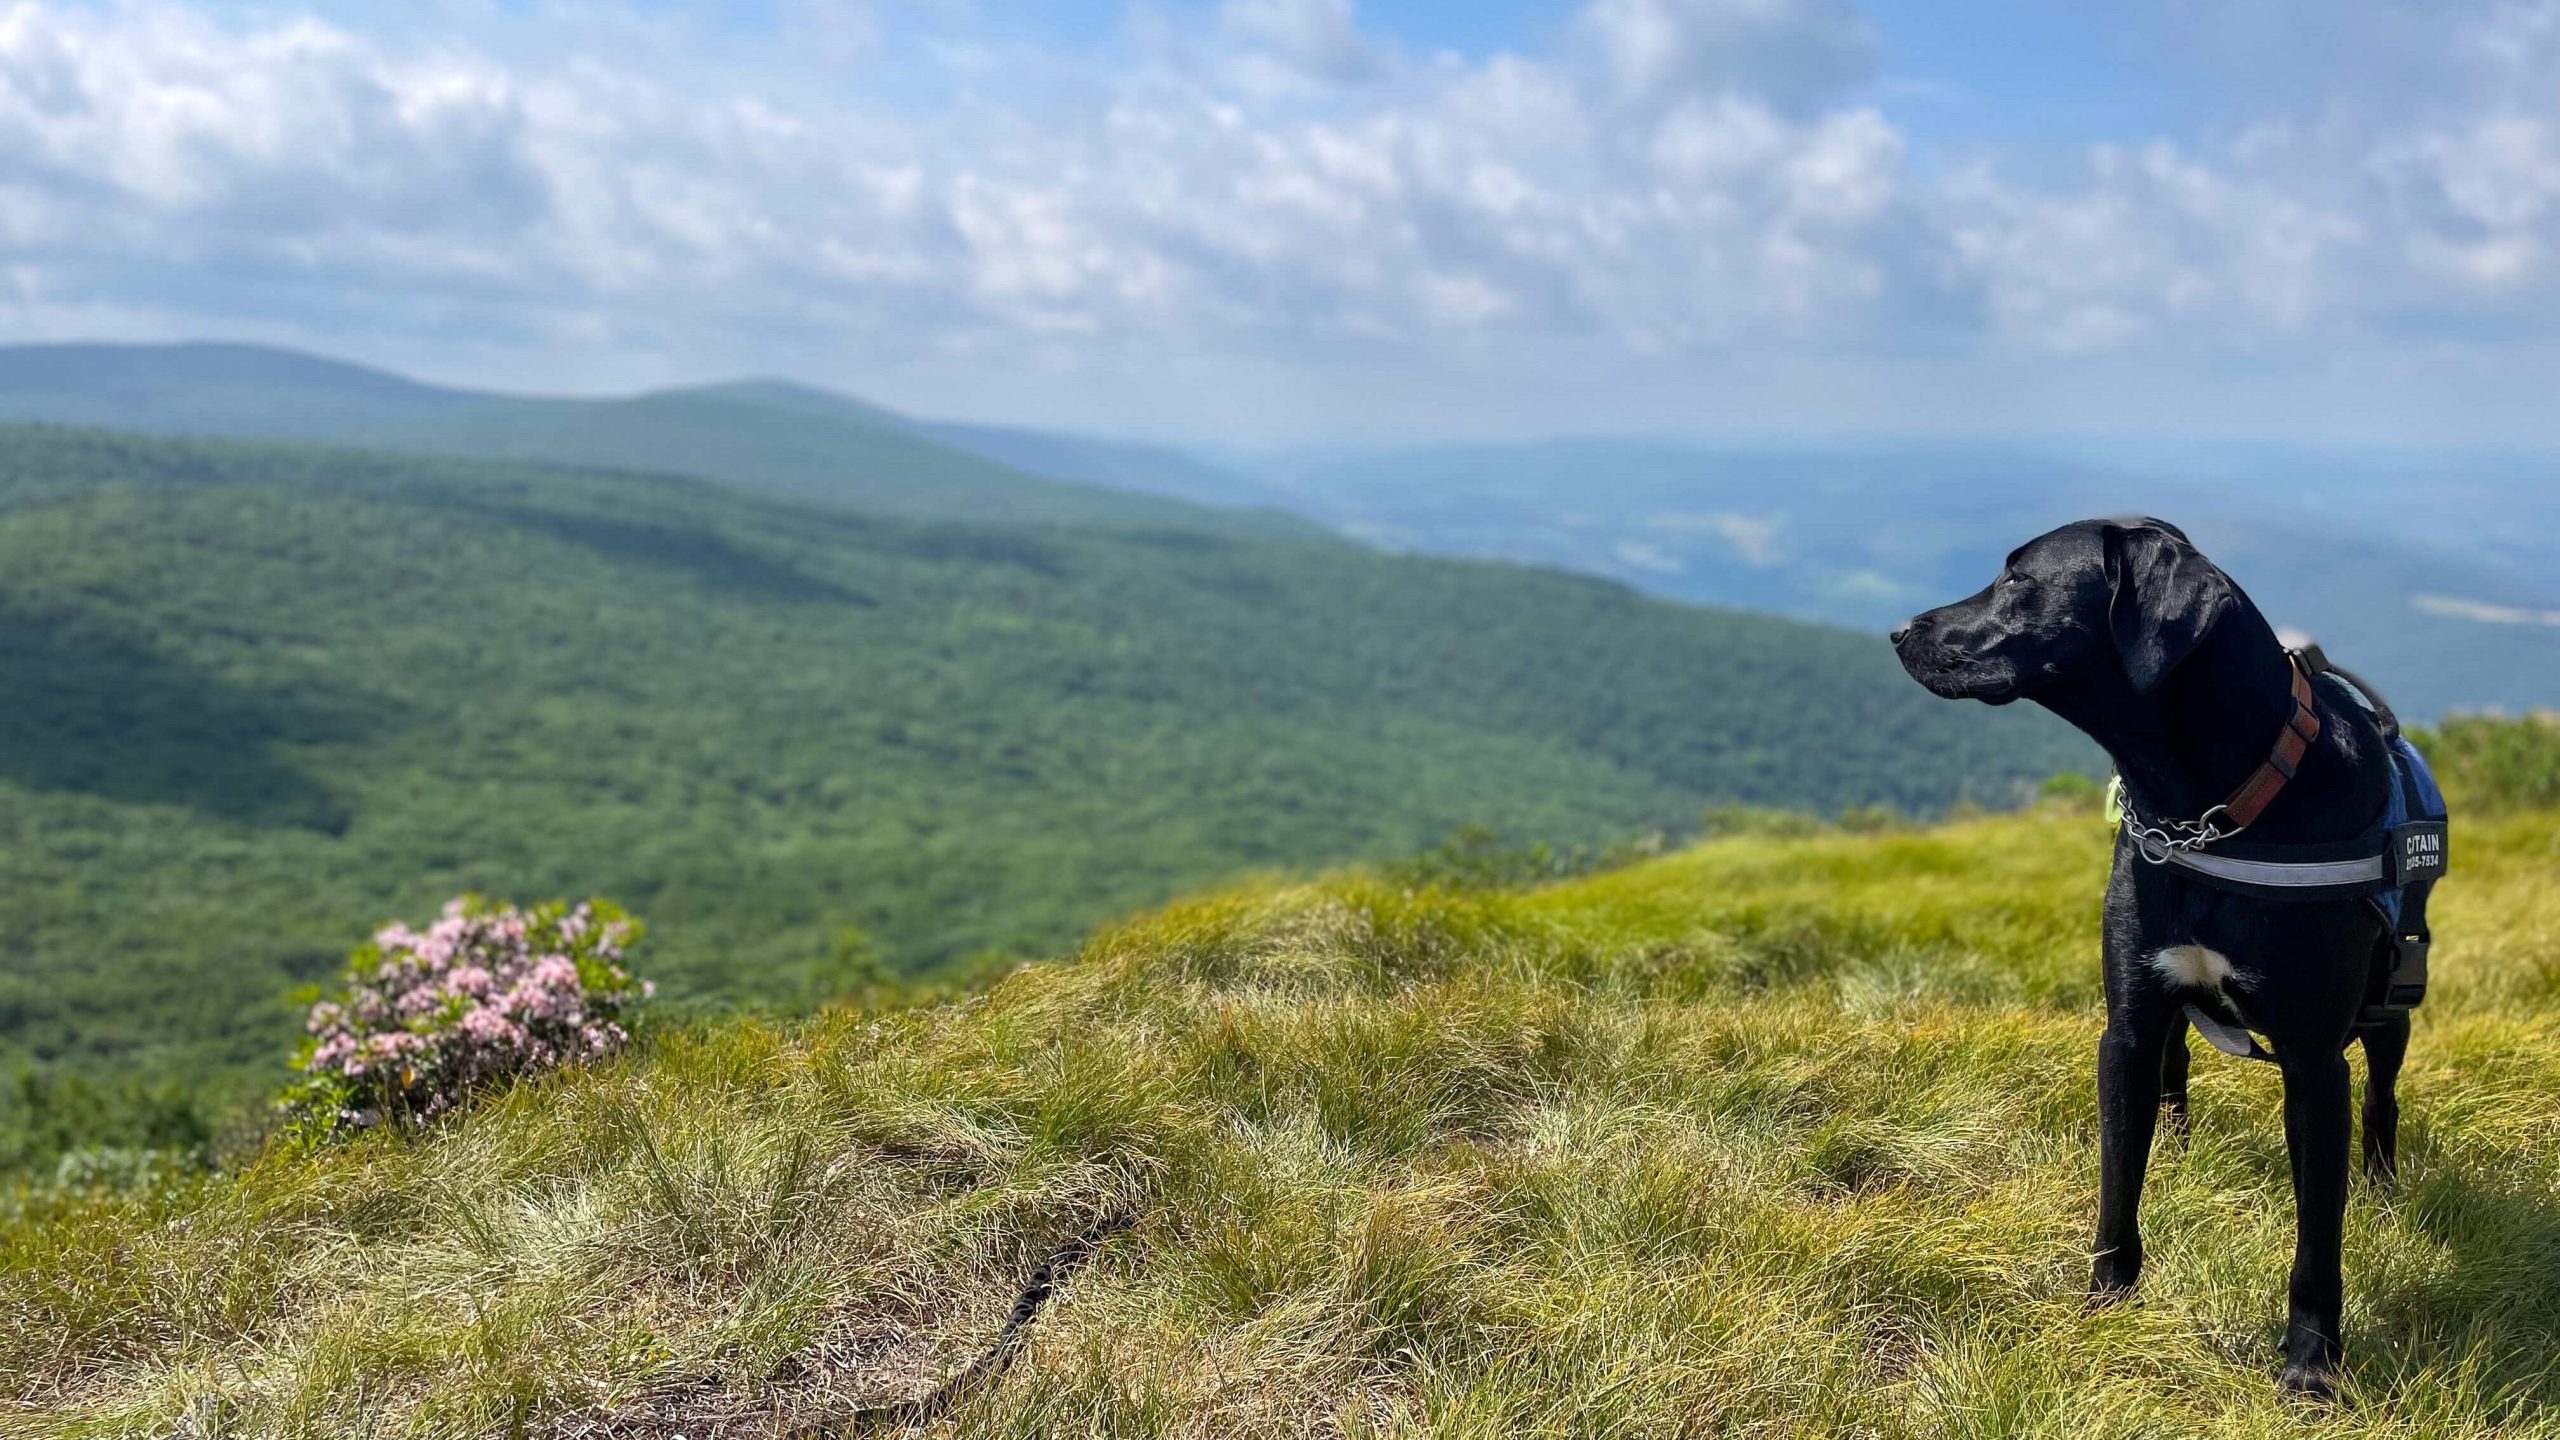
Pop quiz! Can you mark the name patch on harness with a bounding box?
[2392,821,2448,885]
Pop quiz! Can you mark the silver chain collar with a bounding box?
[2120,798,2242,865]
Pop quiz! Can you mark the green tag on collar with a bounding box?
[2103,772,2124,827]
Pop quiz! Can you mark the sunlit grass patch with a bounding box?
[6,802,2558,1437]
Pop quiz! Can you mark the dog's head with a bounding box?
[1891,517,2236,706]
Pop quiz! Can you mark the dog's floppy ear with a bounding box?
[2106,520,2231,692]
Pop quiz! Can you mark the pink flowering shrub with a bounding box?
[281,897,651,1139]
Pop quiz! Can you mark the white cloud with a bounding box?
[1938,141,2363,352]
[0,0,2555,438]
[1219,0,1377,83]
[0,0,1923,372]
[2413,593,2560,626]
[1580,0,1876,112]
[2374,115,2560,286]
[1932,0,2560,358]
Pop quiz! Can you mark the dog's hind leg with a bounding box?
[2358,1013,2409,1183]
[2091,1005,2176,1302]
[2159,1015,2192,1141]
[2275,1047,2353,1399]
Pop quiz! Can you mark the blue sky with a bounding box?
[6,0,2560,443]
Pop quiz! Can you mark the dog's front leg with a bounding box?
[2090,1009,2172,1301]
[2276,1046,2353,1398]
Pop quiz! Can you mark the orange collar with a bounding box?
[2219,654,2321,830]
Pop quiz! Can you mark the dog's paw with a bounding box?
[2085,1249,2142,1307]
[2279,1323,2344,1403]
[2277,1358,2341,1404]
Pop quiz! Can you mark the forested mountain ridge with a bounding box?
[0,422,2092,1108]
[0,342,1314,537]
[15,345,2554,727]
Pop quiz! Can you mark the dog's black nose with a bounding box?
[1889,619,1916,646]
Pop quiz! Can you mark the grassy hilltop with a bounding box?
[8,744,2556,1438]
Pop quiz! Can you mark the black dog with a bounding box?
[1893,517,2407,1399]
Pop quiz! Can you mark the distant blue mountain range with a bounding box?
[925,429,2560,720]
[6,340,2551,716]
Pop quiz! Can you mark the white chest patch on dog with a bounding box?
[2150,944,2236,991]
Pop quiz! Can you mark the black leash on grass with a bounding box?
[830,1207,1134,1435]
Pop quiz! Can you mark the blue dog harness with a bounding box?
[2126,728,2447,906]
[2111,646,2449,1059]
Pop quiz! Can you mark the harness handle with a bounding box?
[2293,642,2400,741]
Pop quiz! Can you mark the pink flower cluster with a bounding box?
[289,897,650,1132]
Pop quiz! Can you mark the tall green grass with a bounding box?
[7,797,2558,1438]
[2420,712,2560,814]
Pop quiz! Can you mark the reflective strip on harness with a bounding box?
[2156,847,2388,889]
